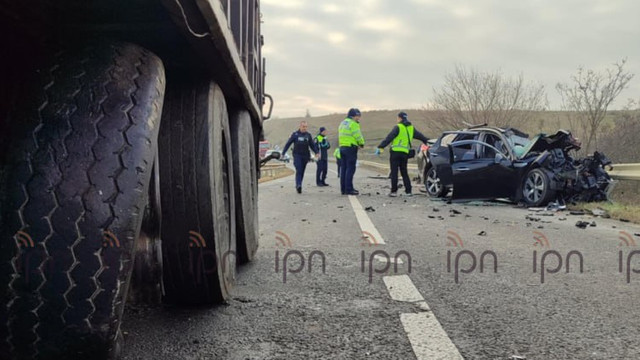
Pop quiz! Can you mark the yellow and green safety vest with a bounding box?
[391,123,414,154]
[338,118,365,147]
[334,148,341,159]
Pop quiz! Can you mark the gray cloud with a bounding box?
[261,0,640,118]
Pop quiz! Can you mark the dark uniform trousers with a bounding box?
[339,146,358,194]
[390,151,412,194]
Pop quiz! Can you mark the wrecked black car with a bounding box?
[417,125,613,206]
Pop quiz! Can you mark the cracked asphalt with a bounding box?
[121,164,640,360]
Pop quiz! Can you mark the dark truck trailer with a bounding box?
[0,1,271,358]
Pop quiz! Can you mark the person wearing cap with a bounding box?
[333,147,342,178]
[282,121,319,194]
[376,111,429,197]
[338,108,365,195]
[314,127,330,186]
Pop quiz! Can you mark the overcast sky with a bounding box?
[260,0,640,119]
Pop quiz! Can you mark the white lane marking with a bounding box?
[348,195,386,245]
[374,255,404,264]
[401,313,464,360]
[384,275,463,359]
[383,275,424,302]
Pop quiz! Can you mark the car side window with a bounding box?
[482,134,508,159]
[451,134,477,162]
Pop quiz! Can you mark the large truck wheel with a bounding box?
[158,78,236,305]
[0,42,165,359]
[230,110,259,264]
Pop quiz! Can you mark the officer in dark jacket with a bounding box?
[282,121,319,193]
[376,112,429,197]
[314,127,330,186]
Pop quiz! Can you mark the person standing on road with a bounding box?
[376,111,429,197]
[282,121,319,194]
[334,147,342,178]
[314,127,330,187]
[338,108,365,195]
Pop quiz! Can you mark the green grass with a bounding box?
[571,202,640,224]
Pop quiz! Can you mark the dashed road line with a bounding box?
[383,275,423,302]
[374,254,404,264]
[401,313,464,360]
[348,195,386,245]
[383,275,463,360]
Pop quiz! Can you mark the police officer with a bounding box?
[334,147,342,178]
[282,121,319,193]
[314,127,330,186]
[338,108,365,195]
[376,111,429,197]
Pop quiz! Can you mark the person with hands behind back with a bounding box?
[376,111,429,197]
[338,108,365,195]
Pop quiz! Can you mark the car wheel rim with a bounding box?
[427,169,442,195]
[524,172,544,203]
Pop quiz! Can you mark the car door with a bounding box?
[450,139,519,201]
[431,132,477,186]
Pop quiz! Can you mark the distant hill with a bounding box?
[263,110,432,158]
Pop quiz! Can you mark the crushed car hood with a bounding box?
[521,130,582,157]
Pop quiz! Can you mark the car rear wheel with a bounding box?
[158,77,236,305]
[425,167,447,198]
[522,168,556,207]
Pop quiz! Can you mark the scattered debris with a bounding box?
[591,208,608,217]
[428,216,436,219]
[477,231,487,236]
[450,209,462,215]
[364,206,375,212]
[570,211,585,216]
[482,216,490,221]
[526,216,541,222]
[332,220,337,223]
[634,233,640,237]
[528,207,546,212]
[559,218,567,221]
[546,201,567,212]
[376,192,380,195]
[337,206,344,209]
[620,219,631,223]
[537,226,545,229]
[590,221,597,227]
[575,221,590,229]
[433,208,440,212]
[301,219,307,222]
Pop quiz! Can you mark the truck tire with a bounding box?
[230,110,259,264]
[0,41,165,359]
[158,78,236,305]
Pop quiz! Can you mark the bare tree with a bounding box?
[556,59,634,154]
[424,65,547,132]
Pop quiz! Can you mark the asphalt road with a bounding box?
[121,162,640,360]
